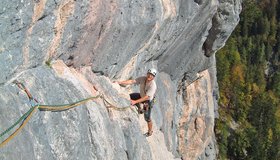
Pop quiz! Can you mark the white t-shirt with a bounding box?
[135,76,157,101]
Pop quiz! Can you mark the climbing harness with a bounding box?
[0,81,134,148]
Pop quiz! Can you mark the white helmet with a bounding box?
[147,68,157,76]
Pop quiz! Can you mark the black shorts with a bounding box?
[130,93,152,122]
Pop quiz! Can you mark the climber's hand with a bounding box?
[113,81,119,84]
[130,100,137,105]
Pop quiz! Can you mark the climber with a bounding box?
[114,68,157,137]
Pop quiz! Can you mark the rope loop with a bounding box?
[0,81,136,148]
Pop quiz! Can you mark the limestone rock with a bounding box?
[0,0,241,159]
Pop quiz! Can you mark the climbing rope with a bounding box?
[0,105,37,138]
[38,96,100,111]
[100,94,132,111]
[0,81,133,148]
[0,105,38,148]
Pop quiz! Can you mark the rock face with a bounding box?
[0,0,241,159]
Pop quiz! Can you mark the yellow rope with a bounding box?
[101,95,132,111]
[38,96,100,111]
[0,94,135,148]
[0,105,38,148]
[0,96,99,148]
[1,80,137,148]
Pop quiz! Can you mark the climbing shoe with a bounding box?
[144,131,153,137]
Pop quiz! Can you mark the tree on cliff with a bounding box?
[215,0,280,159]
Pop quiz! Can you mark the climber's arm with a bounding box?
[115,79,136,85]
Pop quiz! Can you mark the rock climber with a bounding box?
[114,68,157,137]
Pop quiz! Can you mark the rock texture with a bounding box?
[0,0,241,159]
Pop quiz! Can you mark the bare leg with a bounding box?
[148,121,153,134]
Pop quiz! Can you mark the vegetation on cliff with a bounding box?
[215,0,280,159]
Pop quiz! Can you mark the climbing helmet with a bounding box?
[147,68,157,76]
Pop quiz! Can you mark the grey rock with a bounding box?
[204,0,242,57]
[0,0,242,159]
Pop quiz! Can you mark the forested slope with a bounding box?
[216,0,280,159]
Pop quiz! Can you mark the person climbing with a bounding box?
[114,68,157,137]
